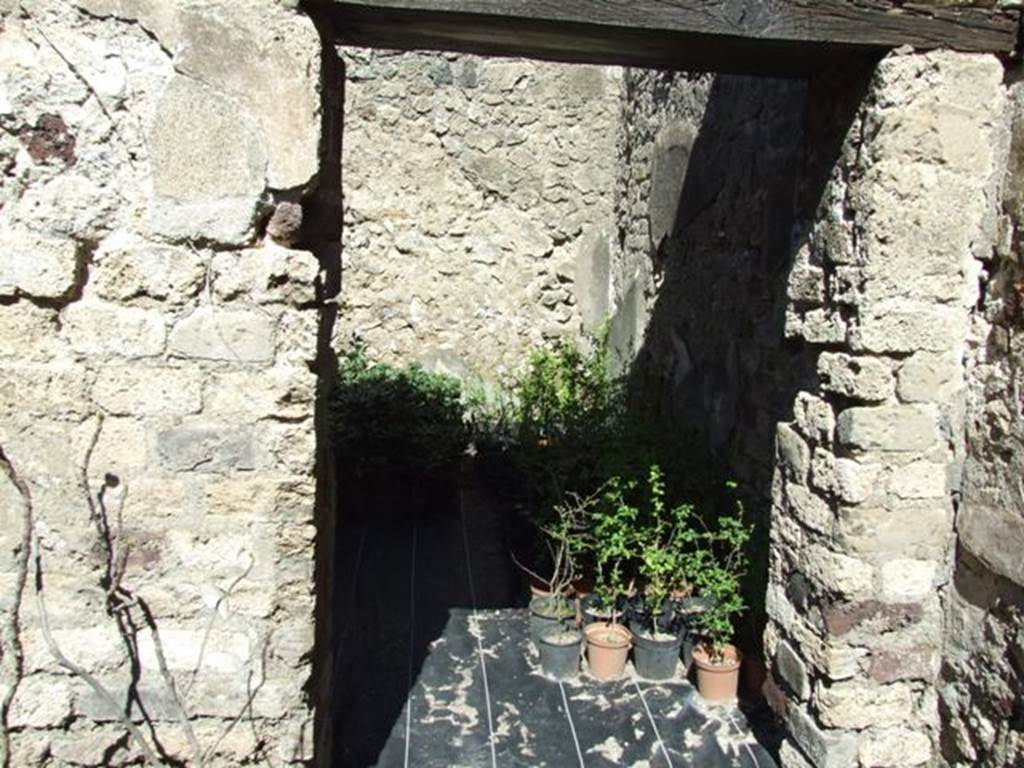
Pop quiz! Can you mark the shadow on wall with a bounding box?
[622,67,872,652]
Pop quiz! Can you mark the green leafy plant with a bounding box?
[633,465,699,635]
[589,476,641,624]
[510,332,624,513]
[693,489,752,662]
[329,342,467,480]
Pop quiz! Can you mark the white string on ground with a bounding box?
[726,712,761,768]
[631,675,674,768]
[458,488,498,768]
[558,680,586,768]
[403,522,418,768]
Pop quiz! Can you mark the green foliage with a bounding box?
[330,342,467,480]
[589,476,639,621]
[510,332,624,516]
[633,465,698,632]
[692,489,752,660]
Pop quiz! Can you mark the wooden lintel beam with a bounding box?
[305,0,1019,76]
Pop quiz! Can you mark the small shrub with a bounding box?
[330,342,467,481]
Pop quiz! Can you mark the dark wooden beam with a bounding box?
[306,0,1018,76]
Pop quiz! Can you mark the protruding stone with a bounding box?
[776,639,812,700]
[168,306,275,363]
[211,243,319,306]
[817,352,894,402]
[777,423,811,483]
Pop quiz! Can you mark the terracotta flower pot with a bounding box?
[692,643,742,702]
[584,622,631,681]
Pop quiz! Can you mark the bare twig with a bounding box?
[0,446,33,767]
[135,598,204,768]
[202,632,271,765]
[31,531,161,765]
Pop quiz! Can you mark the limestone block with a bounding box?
[817,353,894,402]
[171,4,321,191]
[204,476,313,521]
[0,303,62,361]
[204,366,314,421]
[787,248,826,304]
[879,559,937,603]
[212,243,320,306]
[0,363,91,420]
[8,675,73,728]
[785,703,858,768]
[90,418,149,479]
[91,238,205,305]
[255,420,315,474]
[833,458,882,505]
[837,501,952,562]
[859,727,932,767]
[815,679,916,729]
[61,300,166,358]
[0,229,78,298]
[122,477,191,520]
[137,627,251,674]
[168,306,274,363]
[157,425,255,472]
[802,544,874,599]
[274,308,319,367]
[93,366,202,416]
[786,308,847,345]
[22,626,127,674]
[888,460,947,499]
[147,75,266,246]
[851,302,967,355]
[836,404,939,453]
[896,353,959,404]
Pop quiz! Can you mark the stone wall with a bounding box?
[939,80,1024,768]
[1,2,1022,766]
[338,47,624,377]
[0,2,328,765]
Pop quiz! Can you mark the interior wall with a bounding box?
[337,47,625,377]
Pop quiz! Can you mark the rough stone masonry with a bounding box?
[0,2,1023,768]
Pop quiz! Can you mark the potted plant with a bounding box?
[515,492,590,654]
[691,502,752,702]
[630,465,696,681]
[582,477,637,681]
